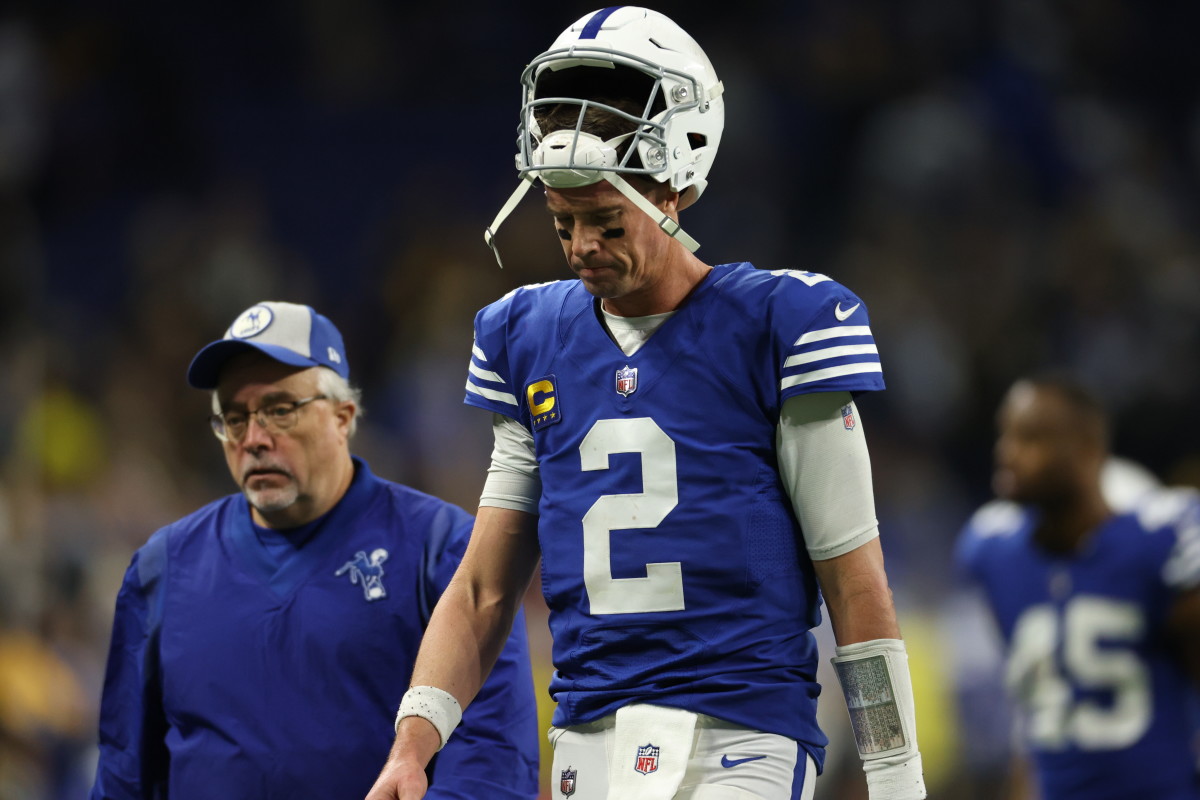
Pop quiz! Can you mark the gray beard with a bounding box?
[243,483,299,516]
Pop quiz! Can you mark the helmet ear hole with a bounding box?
[687,132,707,148]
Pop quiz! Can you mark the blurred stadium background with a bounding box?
[1,1,1198,797]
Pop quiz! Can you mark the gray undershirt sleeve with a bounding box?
[479,413,541,514]
[776,391,881,560]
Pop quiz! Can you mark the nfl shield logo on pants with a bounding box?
[634,743,660,775]
[559,766,576,797]
[616,365,638,397]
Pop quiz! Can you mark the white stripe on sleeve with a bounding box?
[781,362,883,391]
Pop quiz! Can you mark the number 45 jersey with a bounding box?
[464,262,885,764]
[956,490,1200,800]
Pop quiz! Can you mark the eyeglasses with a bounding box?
[209,395,328,443]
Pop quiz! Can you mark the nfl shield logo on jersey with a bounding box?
[559,766,577,797]
[616,365,638,397]
[634,743,659,775]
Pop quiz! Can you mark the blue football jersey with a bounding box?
[956,490,1200,800]
[464,263,886,768]
[91,458,539,800]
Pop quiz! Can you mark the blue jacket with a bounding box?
[90,458,539,799]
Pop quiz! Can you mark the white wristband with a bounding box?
[864,751,926,800]
[395,685,463,751]
[831,638,926,800]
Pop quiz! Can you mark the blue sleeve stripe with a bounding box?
[784,343,879,369]
[580,7,623,39]
[467,340,517,404]
[468,360,505,383]
[466,379,519,406]
[780,362,883,391]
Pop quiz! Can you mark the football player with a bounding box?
[957,376,1200,799]
[368,8,926,800]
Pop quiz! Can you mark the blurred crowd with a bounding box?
[1,1,1197,798]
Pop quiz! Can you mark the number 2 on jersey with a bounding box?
[580,417,685,614]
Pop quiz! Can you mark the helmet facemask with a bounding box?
[521,60,671,187]
[484,6,723,267]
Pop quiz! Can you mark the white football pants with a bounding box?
[549,706,817,800]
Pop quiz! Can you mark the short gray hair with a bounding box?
[210,366,365,439]
[315,367,364,439]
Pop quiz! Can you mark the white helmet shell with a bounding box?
[517,6,725,204]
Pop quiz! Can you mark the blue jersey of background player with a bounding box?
[371,8,926,800]
[957,376,1200,800]
[89,301,539,800]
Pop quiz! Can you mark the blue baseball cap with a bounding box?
[187,301,350,389]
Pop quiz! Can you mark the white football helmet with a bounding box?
[484,6,725,266]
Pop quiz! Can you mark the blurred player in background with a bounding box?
[90,301,538,799]
[368,7,926,800]
[957,375,1200,799]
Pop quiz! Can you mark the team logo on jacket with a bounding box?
[559,766,577,797]
[335,548,389,601]
[616,365,638,397]
[634,743,659,775]
[841,403,856,430]
[527,375,563,431]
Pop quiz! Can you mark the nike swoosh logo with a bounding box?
[721,755,767,768]
[834,302,860,321]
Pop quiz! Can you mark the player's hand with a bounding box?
[363,759,428,800]
[364,717,442,800]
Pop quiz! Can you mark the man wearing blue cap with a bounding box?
[89,301,539,800]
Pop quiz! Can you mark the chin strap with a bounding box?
[604,173,700,253]
[482,173,701,269]
[484,174,538,269]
